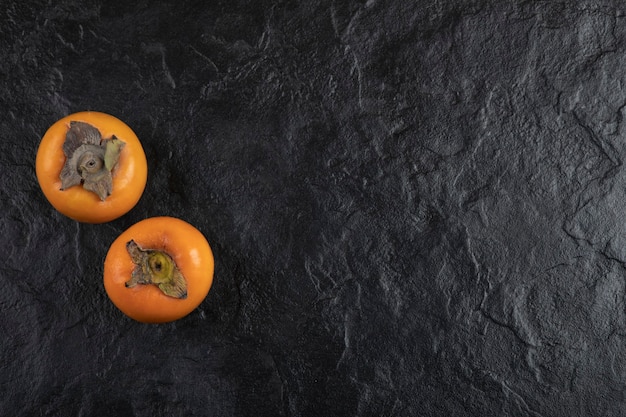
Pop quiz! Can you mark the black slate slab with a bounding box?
[2,0,626,416]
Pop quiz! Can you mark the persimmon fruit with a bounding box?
[36,111,147,223]
[103,216,214,323]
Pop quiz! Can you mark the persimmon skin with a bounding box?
[104,217,214,323]
[36,111,147,223]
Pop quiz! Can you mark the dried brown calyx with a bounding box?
[125,240,188,299]
[59,121,125,201]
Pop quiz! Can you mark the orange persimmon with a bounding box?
[36,111,147,223]
[103,216,214,323]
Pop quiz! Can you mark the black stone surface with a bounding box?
[2,0,626,416]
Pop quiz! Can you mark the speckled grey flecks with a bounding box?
[2,1,626,416]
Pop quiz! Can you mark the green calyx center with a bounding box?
[59,121,125,201]
[125,240,187,299]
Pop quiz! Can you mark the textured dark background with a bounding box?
[2,0,626,416]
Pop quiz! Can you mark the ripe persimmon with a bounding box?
[103,217,214,323]
[36,111,147,223]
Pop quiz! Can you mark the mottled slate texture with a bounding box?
[2,1,626,416]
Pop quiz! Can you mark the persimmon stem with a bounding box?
[59,121,125,201]
[125,240,187,299]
